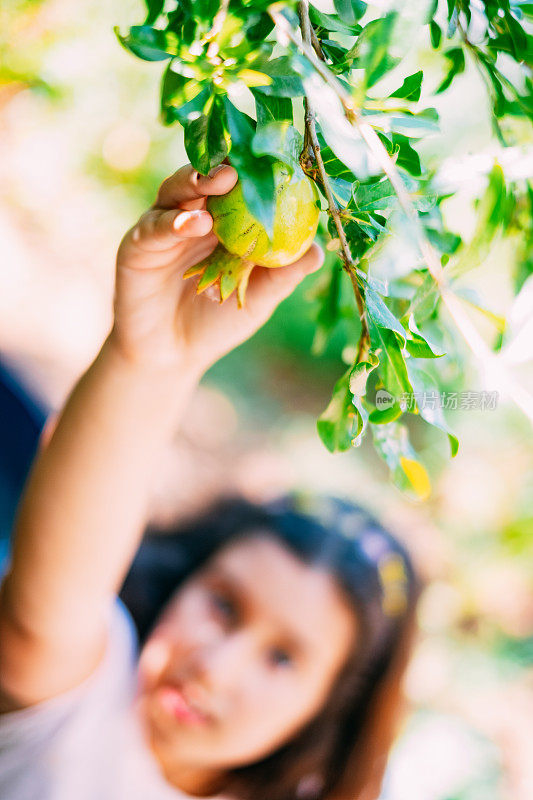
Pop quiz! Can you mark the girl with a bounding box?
[0,163,419,800]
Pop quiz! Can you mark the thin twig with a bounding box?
[298,0,370,360]
[272,5,533,424]
[310,26,325,60]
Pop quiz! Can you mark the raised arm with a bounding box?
[0,164,323,710]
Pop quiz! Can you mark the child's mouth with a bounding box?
[155,683,213,726]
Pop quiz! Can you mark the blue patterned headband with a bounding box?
[266,492,413,623]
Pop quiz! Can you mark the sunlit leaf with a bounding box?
[143,0,165,25]
[310,259,344,355]
[405,362,459,456]
[369,319,411,397]
[349,351,379,445]
[368,402,403,423]
[224,98,276,238]
[363,281,407,345]
[448,164,506,279]
[372,422,432,499]
[389,71,423,101]
[253,57,304,97]
[430,19,442,48]
[404,314,446,358]
[356,13,400,88]
[399,457,432,499]
[184,94,227,175]
[309,4,361,35]
[252,121,304,177]
[317,366,358,452]
[114,25,177,61]
[436,48,465,94]
[333,0,367,25]
[317,352,379,451]
[252,91,293,124]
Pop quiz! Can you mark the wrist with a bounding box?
[103,330,204,386]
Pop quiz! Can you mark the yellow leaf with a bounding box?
[400,456,431,500]
[237,69,272,87]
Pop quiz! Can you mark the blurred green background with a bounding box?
[1,1,532,798]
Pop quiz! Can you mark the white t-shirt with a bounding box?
[0,598,227,800]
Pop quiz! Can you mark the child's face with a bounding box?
[135,533,358,789]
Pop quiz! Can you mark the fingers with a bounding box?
[130,208,215,253]
[155,163,238,209]
[245,243,325,315]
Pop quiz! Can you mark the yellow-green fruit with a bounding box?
[183,160,320,307]
[207,161,320,267]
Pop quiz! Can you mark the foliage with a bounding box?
[115,0,533,498]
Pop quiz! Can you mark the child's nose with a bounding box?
[186,630,255,693]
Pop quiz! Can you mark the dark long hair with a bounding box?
[119,493,420,800]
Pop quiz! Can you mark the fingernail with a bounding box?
[207,165,226,178]
[173,209,210,229]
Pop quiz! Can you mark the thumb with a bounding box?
[245,242,325,316]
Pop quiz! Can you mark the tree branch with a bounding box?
[298,0,370,362]
[272,4,533,425]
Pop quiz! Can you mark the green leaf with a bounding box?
[373,108,440,138]
[363,281,407,345]
[404,314,446,358]
[354,178,398,213]
[320,40,358,75]
[448,164,506,279]
[372,422,432,499]
[430,19,442,49]
[253,57,304,97]
[319,139,357,182]
[252,91,293,124]
[194,0,220,23]
[349,352,380,446]
[342,210,385,253]
[376,132,422,176]
[167,84,211,127]
[184,94,228,175]
[143,0,165,25]
[252,122,304,177]
[425,226,461,254]
[393,134,422,176]
[405,363,459,457]
[317,367,358,452]
[317,353,379,451]
[114,25,177,61]
[371,322,412,397]
[390,71,423,101]
[311,261,343,356]
[160,64,191,124]
[329,177,354,206]
[368,402,403,424]
[405,271,440,324]
[356,14,400,88]
[224,98,276,238]
[309,4,361,34]
[436,48,465,94]
[245,12,275,42]
[333,0,367,25]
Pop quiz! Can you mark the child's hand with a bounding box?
[111,163,324,375]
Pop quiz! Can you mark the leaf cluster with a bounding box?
[115,0,532,497]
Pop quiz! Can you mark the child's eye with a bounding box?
[209,590,238,624]
[267,647,293,669]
